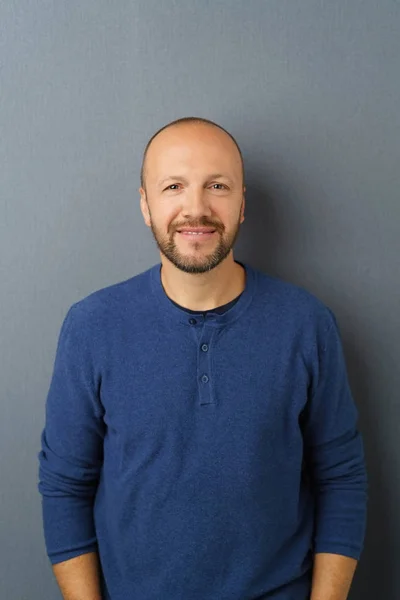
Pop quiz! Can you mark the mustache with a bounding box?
[171,220,224,232]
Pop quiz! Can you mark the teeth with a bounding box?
[181,231,213,235]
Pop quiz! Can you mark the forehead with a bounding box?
[145,124,242,183]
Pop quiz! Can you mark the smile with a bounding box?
[177,230,217,240]
[179,231,215,235]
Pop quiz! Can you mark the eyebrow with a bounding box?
[158,174,233,186]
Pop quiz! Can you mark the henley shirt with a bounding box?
[38,260,368,600]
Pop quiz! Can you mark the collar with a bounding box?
[150,259,257,328]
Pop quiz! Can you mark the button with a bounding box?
[201,344,208,352]
[201,374,209,383]
[189,318,197,325]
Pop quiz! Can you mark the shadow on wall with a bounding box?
[236,171,283,278]
[235,172,392,600]
[343,339,393,600]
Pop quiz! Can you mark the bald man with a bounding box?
[38,117,368,600]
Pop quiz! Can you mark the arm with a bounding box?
[302,312,368,599]
[38,304,105,597]
[53,552,102,600]
[310,553,357,600]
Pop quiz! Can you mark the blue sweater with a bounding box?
[38,261,368,600]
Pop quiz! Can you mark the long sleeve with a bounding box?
[302,313,368,560]
[38,304,105,565]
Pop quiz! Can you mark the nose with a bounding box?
[181,186,212,220]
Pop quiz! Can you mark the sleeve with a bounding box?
[37,304,106,565]
[302,312,368,560]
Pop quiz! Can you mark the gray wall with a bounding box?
[1,1,399,598]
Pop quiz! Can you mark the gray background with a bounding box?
[1,1,399,598]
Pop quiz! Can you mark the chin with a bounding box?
[166,249,231,274]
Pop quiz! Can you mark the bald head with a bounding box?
[140,117,244,190]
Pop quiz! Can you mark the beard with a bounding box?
[148,208,243,274]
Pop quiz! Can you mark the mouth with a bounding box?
[176,227,217,239]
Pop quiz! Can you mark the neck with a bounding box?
[160,254,246,312]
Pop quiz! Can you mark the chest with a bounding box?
[98,320,310,451]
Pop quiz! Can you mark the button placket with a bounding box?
[198,326,215,406]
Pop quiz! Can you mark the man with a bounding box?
[38,116,368,599]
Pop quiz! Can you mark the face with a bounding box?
[139,123,245,274]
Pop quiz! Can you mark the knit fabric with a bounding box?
[38,261,368,599]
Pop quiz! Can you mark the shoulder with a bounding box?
[63,265,155,333]
[250,265,336,334]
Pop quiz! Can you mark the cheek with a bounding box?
[219,207,241,227]
[151,207,179,233]
[147,198,171,220]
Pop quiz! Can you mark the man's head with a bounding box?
[139,117,246,274]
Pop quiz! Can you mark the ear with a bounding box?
[139,187,151,227]
[240,188,246,224]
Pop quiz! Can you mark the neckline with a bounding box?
[149,260,257,328]
[168,290,243,315]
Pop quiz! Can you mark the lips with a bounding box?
[177,228,216,234]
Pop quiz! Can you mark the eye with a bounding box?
[165,184,180,191]
[210,183,227,190]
